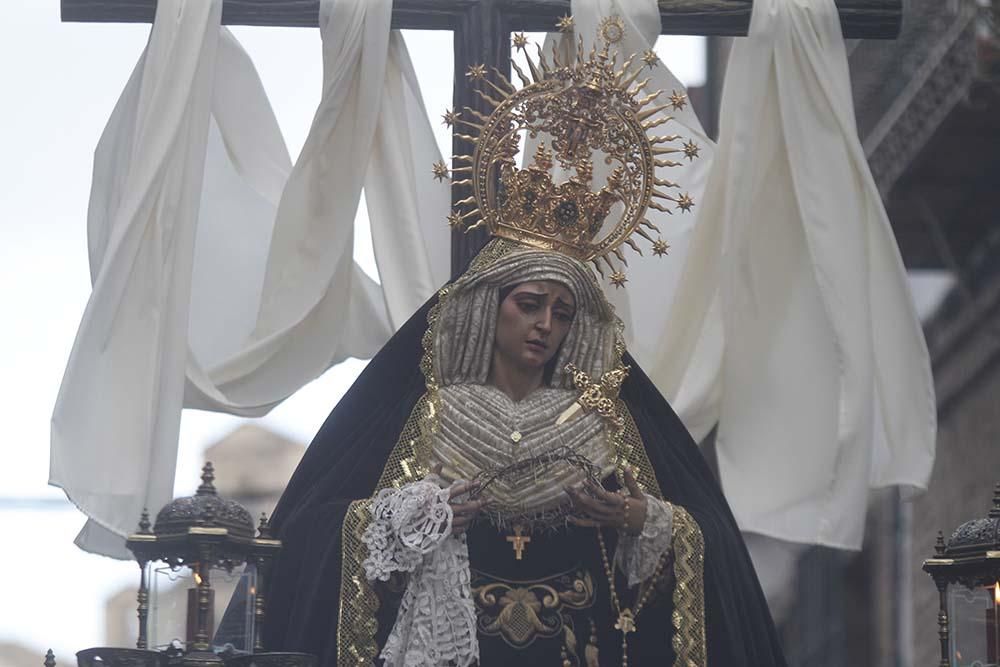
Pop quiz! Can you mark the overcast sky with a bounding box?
[0,1,709,655]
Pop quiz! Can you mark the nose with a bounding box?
[535,308,552,334]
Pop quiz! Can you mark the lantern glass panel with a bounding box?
[148,563,257,651]
[948,583,1000,667]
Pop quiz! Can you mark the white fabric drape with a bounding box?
[52,0,448,557]
[653,0,936,550]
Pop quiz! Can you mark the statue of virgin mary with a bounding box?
[259,23,788,667]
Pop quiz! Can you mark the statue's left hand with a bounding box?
[564,467,647,535]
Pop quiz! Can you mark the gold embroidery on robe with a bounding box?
[472,568,596,648]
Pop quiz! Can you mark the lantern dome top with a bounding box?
[153,462,254,539]
[945,483,1000,556]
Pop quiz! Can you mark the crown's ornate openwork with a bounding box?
[434,16,699,284]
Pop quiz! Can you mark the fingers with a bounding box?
[584,478,624,505]
[449,480,481,499]
[623,467,644,499]
[567,515,601,528]
[564,485,623,523]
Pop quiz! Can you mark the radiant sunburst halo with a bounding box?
[444,19,699,286]
[432,161,450,182]
[599,16,626,44]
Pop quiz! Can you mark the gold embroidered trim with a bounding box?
[670,506,707,667]
[613,400,663,500]
[337,499,378,666]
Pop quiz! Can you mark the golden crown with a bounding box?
[433,15,700,287]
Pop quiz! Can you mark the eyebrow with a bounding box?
[513,290,576,310]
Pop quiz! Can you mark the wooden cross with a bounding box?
[506,524,531,560]
[62,0,901,275]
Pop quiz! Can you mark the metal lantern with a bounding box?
[924,483,1000,667]
[125,462,283,665]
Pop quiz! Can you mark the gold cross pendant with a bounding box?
[615,608,636,635]
[506,524,531,560]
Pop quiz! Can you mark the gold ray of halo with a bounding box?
[535,44,552,75]
[462,107,492,123]
[654,158,683,168]
[642,116,673,131]
[636,102,672,122]
[472,88,505,108]
[614,54,637,82]
[482,76,514,99]
[523,50,544,83]
[649,134,681,144]
[629,78,652,95]
[510,59,533,87]
[632,226,655,243]
[640,218,661,232]
[619,65,645,91]
[625,237,643,255]
[636,91,663,108]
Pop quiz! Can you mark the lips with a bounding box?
[525,339,548,352]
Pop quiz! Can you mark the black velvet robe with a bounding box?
[260,295,787,666]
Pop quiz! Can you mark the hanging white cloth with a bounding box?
[52,0,448,557]
[653,0,936,550]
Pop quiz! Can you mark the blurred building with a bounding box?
[105,424,305,648]
[0,642,47,667]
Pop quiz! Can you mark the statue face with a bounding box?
[494,280,576,372]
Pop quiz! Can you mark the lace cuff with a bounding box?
[361,481,479,667]
[614,495,674,587]
[361,480,453,581]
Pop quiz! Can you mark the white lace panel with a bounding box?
[615,495,675,587]
[361,480,479,667]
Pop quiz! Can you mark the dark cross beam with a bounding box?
[63,0,901,275]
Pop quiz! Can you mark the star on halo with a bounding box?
[668,90,688,111]
[610,271,628,288]
[676,193,695,213]
[652,238,670,257]
[682,140,701,161]
[447,211,464,228]
[466,64,487,81]
[641,49,659,69]
[556,14,575,33]
[441,109,460,127]
[431,161,450,182]
[512,32,529,50]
